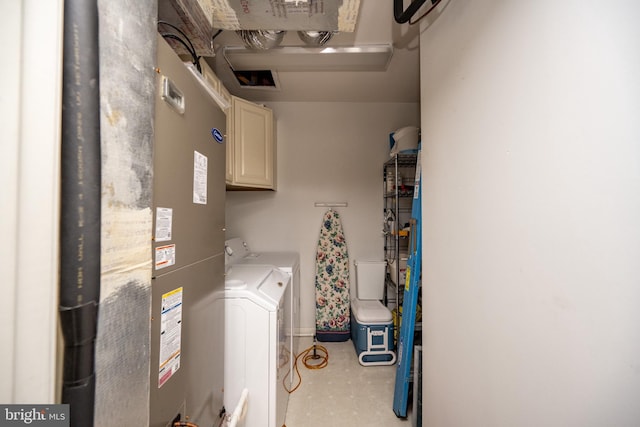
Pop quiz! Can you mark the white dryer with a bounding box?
[225,238,301,386]
[224,264,290,427]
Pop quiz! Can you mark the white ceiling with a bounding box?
[206,1,421,103]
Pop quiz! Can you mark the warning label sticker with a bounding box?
[155,244,176,270]
[158,287,183,388]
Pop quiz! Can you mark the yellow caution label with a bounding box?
[405,268,411,291]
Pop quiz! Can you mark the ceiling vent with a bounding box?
[232,70,280,89]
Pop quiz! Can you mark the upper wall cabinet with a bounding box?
[226,96,276,190]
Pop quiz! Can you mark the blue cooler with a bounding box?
[351,298,396,366]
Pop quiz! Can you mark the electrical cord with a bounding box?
[169,342,328,426]
[157,21,202,72]
[409,0,443,24]
[158,21,197,55]
[283,341,329,394]
[160,33,196,57]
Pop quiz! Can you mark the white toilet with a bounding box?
[350,260,396,366]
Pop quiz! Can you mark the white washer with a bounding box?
[224,265,290,427]
[225,238,301,386]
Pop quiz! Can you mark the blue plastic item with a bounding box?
[393,148,422,418]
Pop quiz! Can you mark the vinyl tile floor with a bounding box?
[284,337,410,427]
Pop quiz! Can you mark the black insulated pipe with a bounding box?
[394,0,428,24]
[60,0,101,426]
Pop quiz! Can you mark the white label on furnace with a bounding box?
[155,244,176,270]
[193,150,208,205]
[155,207,173,242]
[158,286,183,388]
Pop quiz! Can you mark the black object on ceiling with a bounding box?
[394,0,428,23]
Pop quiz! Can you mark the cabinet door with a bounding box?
[230,96,274,188]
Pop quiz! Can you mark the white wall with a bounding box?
[420,1,640,426]
[0,0,63,403]
[226,101,419,334]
